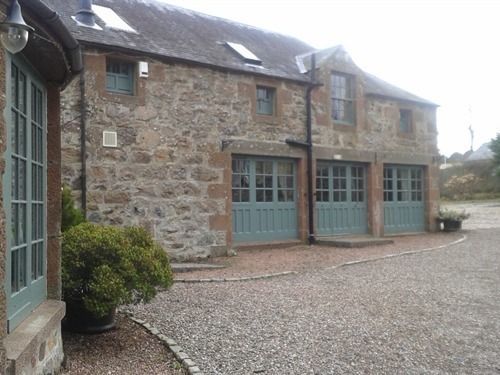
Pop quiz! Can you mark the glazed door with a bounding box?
[316,163,368,236]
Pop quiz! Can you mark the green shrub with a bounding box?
[62,223,173,318]
[61,185,85,232]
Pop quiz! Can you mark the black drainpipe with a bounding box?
[286,53,319,244]
[79,57,87,216]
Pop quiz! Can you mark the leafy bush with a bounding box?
[62,223,173,317]
[61,185,85,232]
[443,173,482,200]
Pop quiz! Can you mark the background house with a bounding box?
[0,0,81,373]
[440,142,500,200]
[50,0,440,260]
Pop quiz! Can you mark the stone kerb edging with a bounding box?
[334,234,467,269]
[175,234,468,283]
[175,270,298,283]
[129,316,204,375]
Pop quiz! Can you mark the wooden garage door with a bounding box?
[316,163,368,236]
[384,165,425,234]
[232,157,298,242]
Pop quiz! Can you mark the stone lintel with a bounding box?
[314,146,375,163]
[222,139,305,159]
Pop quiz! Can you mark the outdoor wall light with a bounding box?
[0,0,33,54]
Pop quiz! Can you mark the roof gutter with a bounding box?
[20,0,83,79]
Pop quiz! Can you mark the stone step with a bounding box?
[234,240,303,252]
[171,263,226,273]
[315,236,394,248]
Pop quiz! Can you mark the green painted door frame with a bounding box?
[3,53,47,332]
[316,162,368,236]
[383,165,425,234]
[232,157,298,242]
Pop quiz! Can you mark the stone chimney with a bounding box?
[75,0,96,27]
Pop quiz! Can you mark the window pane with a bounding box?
[232,159,250,203]
[265,189,273,202]
[11,250,18,293]
[331,73,354,124]
[38,244,44,278]
[106,60,134,95]
[256,86,275,115]
[264,176,272,187]
[31,243,37,280]
[256,190,264,202]
[256,175,264,188]
[232,190,240,202]
[278,162,293,175]
[241,189,250,202]
[19,247,26,288]
[19,72,26,114]
[400,109,412,133]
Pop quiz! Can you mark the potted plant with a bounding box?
[62,223,173,333]
[437,208,470,232]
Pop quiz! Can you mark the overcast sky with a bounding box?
[159,0,500,157]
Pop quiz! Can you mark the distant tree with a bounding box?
[491,134,500,175]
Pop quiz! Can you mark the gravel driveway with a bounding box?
[443,200,500,230]
[131,225,500,374]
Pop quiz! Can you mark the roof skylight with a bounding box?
[225,42,261,65]
[92,5,137,33]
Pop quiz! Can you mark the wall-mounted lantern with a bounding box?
[0,0,34,54]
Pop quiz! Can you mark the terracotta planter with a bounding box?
[63,298,116,333]
[441,219,462,232]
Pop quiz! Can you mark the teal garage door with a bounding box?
[232,157,298,242]
[315,163,367,236]
[384,165,425,234]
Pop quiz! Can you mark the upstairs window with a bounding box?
[331,73,355,124]
[106,59,134,95]
[256,86,276,116]
[399,109,412,133]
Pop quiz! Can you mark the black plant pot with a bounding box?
[63,298,116,333]
[442,219,462,232]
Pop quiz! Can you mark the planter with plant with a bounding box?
[437,208,470,232]
[62,223,173,333]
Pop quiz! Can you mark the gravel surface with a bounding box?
[179,232,463,280]
[443,200,500,230]
[62,313,187,375]
[131,228,500,374]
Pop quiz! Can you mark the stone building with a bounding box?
[49,0,440,260]
[0,0,81,373]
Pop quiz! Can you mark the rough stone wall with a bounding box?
[363,97,438,155]
[61,48,307,259]
[0,37,8,375]
[310,50,439,235]
[311,53,438,156]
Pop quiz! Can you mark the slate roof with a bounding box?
[43,0,313,82]
[297,46,437,106]
[465,142,494,162]
[364,73,437,106]
[44,0,436,104]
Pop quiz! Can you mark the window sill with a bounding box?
[397,131,416,139]
[333,121,356,131]
[255,113,279,124]
[5,300,65,375]
[101,90,144,106]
